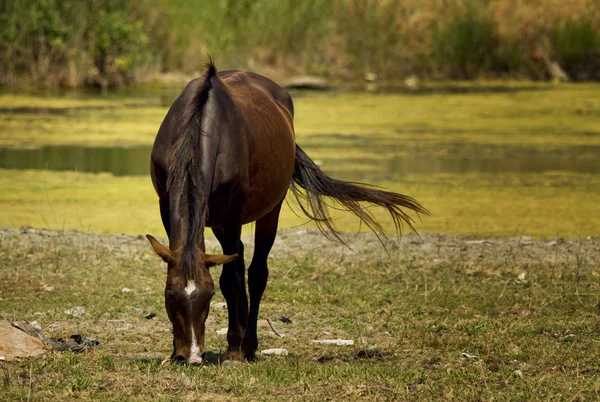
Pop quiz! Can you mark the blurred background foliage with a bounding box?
[0,0,599,88]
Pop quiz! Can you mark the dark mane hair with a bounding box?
[166,60,217,279]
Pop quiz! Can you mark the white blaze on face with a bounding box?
[184,280,197,296]
[185,280,203,364]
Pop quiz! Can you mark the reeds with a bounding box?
[1,0,599,87]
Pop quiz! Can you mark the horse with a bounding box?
[146,61,428,365]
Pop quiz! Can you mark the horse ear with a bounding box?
[202,253,238,267]
[146,234,175,264]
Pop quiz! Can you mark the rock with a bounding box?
[514,369,524,378]
[41,284,54,292]
[30,321,42,331]
[461,352,479,360]
[121,287,132,293]
[0,320,48,361]
[276,316,293,324]
[404,75,419,89]
[364,72,378,82]
[465,240,495,245]
[52,334,99,353]
[282,76,329,90]
[64,306,85,317]
[312,339,354,346]
[211,302,227,310]
[518,236,534,245]
[261,348,288,356]
[216,327,228,335]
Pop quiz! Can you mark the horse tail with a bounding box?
[166,60,217,278]
[290,145,429,245]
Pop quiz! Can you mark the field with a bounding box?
[1,83,600,239]
[1,228,599,400]
[1,82,600,400]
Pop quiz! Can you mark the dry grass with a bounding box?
[1,229,599,400]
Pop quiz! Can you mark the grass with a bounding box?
[1,84,600,238]
[0,229,599,400]
[1,83,599,400]
[1,168,599,239]
[2,83,600,149]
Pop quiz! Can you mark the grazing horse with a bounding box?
[147,61,427,364]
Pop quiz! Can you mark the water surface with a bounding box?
[1,142,599,182]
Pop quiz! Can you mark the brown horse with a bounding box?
[147,61,427,364]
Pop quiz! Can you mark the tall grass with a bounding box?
[160,0,600,81]
[1,0,599,87]
[0,0,171,88]
[552,20,600,80]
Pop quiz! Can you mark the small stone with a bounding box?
[121,287,132,293]
[261,348,288,356]
[514,369,524,378]
[216,327,228,335]
[41,284,54,292]
[64,306,85,317]
[461,352,479,359]
[312,339,354,346]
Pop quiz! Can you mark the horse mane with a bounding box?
[166,60,217,279]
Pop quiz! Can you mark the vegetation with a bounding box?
[0,0,170,88]
[1,229,599,400]
[2,82,600,149]
[1,0,599,87]
[2,167,599,239]
[1,84,599,239]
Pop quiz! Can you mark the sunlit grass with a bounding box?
[1,229,598,400]
[2,168,598,239]
[1,84,599,239]
[1,83,600,148]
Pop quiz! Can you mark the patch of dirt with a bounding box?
[1,227,598,268]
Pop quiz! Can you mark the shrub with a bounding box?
[431,3,500,79]
[552,19,600,80]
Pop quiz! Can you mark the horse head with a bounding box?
[146,234,236,365]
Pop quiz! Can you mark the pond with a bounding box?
[0,143,599,181]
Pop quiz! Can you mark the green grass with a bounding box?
[0,230,599,400]
[1,84,600,238]
[2,83,600,148]
[1,168,599,239]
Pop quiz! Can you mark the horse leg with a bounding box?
[216,224,245,362]
[242,200,283,360]
[212,228,248,333]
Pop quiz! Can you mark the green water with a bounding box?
[0,143,599,182]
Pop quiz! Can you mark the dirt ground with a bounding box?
[2,227,598,269]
